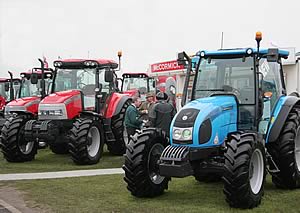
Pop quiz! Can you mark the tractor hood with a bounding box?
[170,95,238,148]
[5,96,41,115]
[41,90,81,104]
[0,96,6,111]
[6,97,40,107]
[39,90,82,120]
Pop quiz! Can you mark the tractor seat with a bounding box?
[82,84,96,96]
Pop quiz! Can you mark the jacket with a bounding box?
[125,104,142,129]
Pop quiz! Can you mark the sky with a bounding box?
[0,0,299,78]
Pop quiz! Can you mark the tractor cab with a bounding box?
[0,77,21,110]
[19,68,54,99]
[51,59,120,115]
[188,48,288,131]
[121,73,156,100]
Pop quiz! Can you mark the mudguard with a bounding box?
[170,95,238,148]
[266,95,300,143]
[105,93,132,118]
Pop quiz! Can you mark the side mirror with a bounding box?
[30,73,39,84]
[177,52,187,66]
[266,48,279,62]
[4,82,9,92]
[104,70,114,82]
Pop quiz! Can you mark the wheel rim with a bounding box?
[87,126,101,157]
[147,143,165,184]
[19,141,34,154]
[249,149,264,194]
[295,127,300,172]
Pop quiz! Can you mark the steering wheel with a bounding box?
[78,82,87,89]
[222,85,240,97]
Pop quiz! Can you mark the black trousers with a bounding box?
[126,127,138,141]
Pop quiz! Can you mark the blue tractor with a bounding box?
[123,32,300,208]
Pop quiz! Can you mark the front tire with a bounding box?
[0,115,38,162]
[68,118,104,165]
[123,128,170,197]
[267,106,300,188]
[107,100,130,155]
[223,132,266,209]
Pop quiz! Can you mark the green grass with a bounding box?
[0,146,124,174]
[9,175,300,213]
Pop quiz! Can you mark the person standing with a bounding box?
[149,92,176,136]
[124,97,143,141]
[139,92,155,120]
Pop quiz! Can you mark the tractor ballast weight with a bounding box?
[24,56,132,165]
[124,33,300,209]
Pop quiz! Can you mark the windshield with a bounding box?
[194,56,255,104]
[122,77,155,94]
[54,68,109,93]
[20,78,51,98]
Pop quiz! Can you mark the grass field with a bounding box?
[0,146,124,174]
[6,175,300,213]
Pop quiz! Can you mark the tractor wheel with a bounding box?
[68,118,104,165]
[267,106,300,188]
[107,100,130,155]
[0,115,37,162]
[49,143,69,154]
[123,128,170,197]
[223,132,266,209]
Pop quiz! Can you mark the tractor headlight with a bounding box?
[182,129,192,140]
[172,127,193,141]
[173,129,182,140]
[54,61,63,67]
[38,104,67,119]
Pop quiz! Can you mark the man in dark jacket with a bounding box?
[124,97,142,141]
[149,92,176,136]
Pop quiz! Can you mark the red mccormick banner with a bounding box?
[151,60,184,73]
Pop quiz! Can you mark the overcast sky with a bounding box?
[0,0,299,77]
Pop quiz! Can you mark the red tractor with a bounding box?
[23,56,131,165]
[121,73,156,100]
[0,60,54,162]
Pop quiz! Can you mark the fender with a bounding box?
[267,96,300,143]
[105,93,132,118]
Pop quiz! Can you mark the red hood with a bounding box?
[41,90,81,104]
[7,96,41,107]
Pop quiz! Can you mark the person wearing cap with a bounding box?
[149,92,176,136]
[139,92,155,115]
[124,96,143,141]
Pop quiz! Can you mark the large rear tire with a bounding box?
[223,132,266,209]
[107,100,130,155]
[267,106,300,188]
[123,128,170,197]
[0,115,38,162]
[68,118,104,165]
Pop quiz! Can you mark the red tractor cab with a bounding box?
[0,72,21,128]
[121,73,156,101]
[1,62,54,162]
[24,57,132,165]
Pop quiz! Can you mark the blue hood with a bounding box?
[170,95,238,148]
